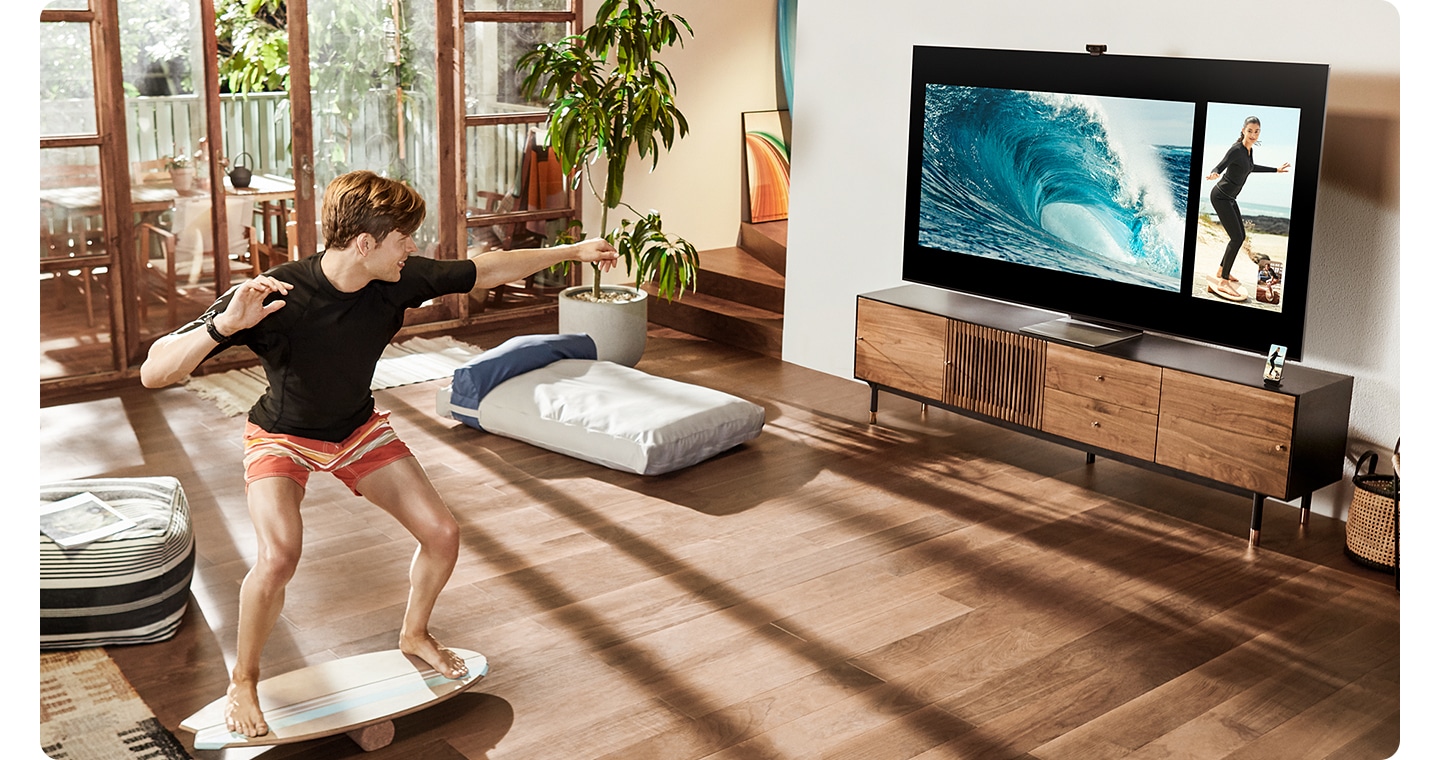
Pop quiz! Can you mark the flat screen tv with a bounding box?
[903,45,1329,359]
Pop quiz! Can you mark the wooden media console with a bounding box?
[855,285,1354,546]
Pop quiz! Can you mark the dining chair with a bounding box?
[39,164,109,329]
[136,195,259,331]
[466,128,552,306]
[40,210,107,329]
[172,195,260,286]
[130,157,170,185]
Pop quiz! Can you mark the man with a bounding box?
[141,170,617,738]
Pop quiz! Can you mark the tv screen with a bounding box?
[903,46,1329,358]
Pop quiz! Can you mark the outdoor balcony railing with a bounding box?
[41,91,543,211]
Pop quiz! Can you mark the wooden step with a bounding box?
[692,246,785,313]
[739,220,787,276]
[645,288,783,359]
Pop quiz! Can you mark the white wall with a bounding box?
[784,0,1406,520]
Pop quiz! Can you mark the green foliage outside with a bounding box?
[217,0,289,94]
[39,0,283,99]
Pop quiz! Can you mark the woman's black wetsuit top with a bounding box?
[1210,141,1277,200]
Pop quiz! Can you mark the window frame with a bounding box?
[459,4,582,237]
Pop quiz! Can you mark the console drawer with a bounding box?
[1042,387,1159,460]
[1044,344,1161,413]
[1155,370,1295,495]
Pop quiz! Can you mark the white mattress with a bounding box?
[439,359,765,475]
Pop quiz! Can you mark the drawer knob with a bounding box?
[1091,421,1101,427]
[1095,375,1105,382]
[1274,444,1287,452]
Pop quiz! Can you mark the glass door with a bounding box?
[308,0,439,244]
[39,0,241,380]
[462,0,580,310]
[39,0,574,390]
[299,0,449,321]
[121,0,225,352]
[39,0,129,380]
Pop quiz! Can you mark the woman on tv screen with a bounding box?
[1205,115,1290,302]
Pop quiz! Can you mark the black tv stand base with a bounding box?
[1019,317,1140,349]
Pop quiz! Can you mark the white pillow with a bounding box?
[440,359,765,475]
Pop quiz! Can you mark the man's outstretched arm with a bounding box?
[467,238,618,297]
[140,275,292,388]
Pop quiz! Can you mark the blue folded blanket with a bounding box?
[448,333,598,430]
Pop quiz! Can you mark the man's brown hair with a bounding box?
[321,170,426,250]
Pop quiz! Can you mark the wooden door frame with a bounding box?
[198,0,232,290]
[411,0,465,324]
[39,1,136,377]
[287,0,318,264]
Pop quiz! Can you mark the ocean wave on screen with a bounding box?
[918,85,1190,291]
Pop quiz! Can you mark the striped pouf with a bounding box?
[40,477,196,649]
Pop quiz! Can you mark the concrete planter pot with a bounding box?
[557,284,648,367]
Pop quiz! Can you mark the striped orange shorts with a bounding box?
[243,410,414,495]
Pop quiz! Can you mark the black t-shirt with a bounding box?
[180,253,477,441]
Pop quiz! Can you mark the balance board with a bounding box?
[1207,279,1250,302]
[181,648,488,752]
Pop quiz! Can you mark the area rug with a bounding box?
[39,647,192,759]
[184,335,484,416]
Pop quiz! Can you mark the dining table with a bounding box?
[40,172,298,268]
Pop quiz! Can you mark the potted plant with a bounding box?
[166,154,195,194]
[518,0,700,366]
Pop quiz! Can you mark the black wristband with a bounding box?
[203,312,231,343]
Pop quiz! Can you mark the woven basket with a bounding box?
[1344,450,1399,572]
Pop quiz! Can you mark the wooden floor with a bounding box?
[39,320,1401,760]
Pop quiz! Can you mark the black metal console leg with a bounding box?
[1085,452,1096,465]
[868,384,878,425]
[1250,493,1265,547]
[1299,493,1312,527]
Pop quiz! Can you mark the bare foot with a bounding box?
[1208,281,1246,301]
[1216,268,1240,283]
[224,680,270,738]
[400,632,469,679]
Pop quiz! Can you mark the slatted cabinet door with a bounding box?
[946,322,1046,428]
[1155,369,1296,496]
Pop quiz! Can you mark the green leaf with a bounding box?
[517,0,697,280]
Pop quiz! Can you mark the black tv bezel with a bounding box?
[902,45,1329,359]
